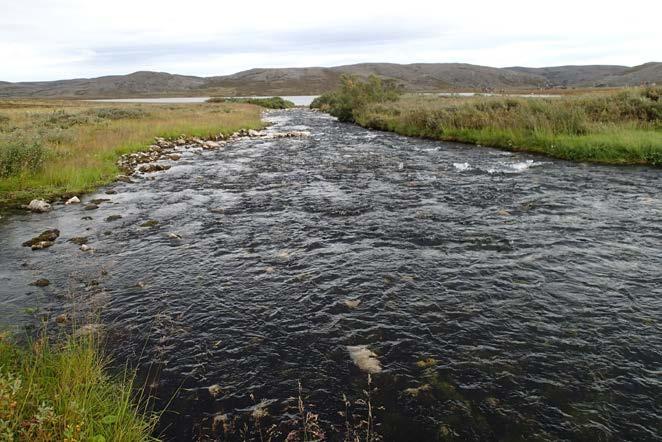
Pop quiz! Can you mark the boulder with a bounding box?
[23,229,60,248]
[248,129,261,137]
[80,244,92,252]
[138,164,171,173]
[347,345,382,374]
[65,196,80,205]
[169,154,182,161]
[27,199,52,213]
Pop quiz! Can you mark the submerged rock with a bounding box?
[347,345,382,374]
[84,203,99,211]
[105,215,122,222]
[404,384,431,397]
[208,384,223,397]
[344,298,361,309]
[23,229,60,248]
[140,219,159,228]
[68,236,88,245]
[27,199,52,213]
[30,278,50,287]
[65,196,80,205]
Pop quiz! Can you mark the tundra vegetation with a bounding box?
[0,100,264,208]
[0,330,156,441]
[206,96,296,109]
[312,76,662,165]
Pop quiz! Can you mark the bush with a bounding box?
[311,75,403,122]
[0,135,46,177]
[90,108,148,120]
[206,96,296,109]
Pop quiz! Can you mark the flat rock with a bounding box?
[105,215,122,222]
[23,229,60,248]
[84,204,99,210]
[68,236,88,245]
[30,278,50,287]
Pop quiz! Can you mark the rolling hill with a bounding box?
[0,62,659,98]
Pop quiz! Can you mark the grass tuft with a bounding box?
[0,330,157,441]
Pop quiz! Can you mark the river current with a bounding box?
[1,109,660,440]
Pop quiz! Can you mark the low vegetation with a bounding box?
[0,330,156,441]
[206,96,296,109]
[312,77,662,165]
[0,100,264,208]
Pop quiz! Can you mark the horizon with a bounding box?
[2,0,661,82]
[3,60,661,84]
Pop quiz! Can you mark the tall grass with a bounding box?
[312,80,662,165]
[0,100,264,207]
[0,330,157,441]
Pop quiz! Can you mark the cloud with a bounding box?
[1,0,660,81]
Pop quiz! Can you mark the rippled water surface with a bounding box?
[1,109,661,441]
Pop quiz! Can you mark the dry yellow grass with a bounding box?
[0,100,264,208]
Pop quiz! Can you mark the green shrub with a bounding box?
[206,96,296,109]
[0,135,46,177]
[90,108,148,120]
[311,75,403,122]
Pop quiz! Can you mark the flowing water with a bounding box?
[1,109,661,441]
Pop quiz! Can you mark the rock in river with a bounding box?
[347,345,382,374]
[23,229,60,248]
[65,196,80,205]
[27,199,52,213]
[30,278,50,287]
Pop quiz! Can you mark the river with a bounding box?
[1,109,660,440]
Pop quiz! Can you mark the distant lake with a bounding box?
[90,96,319,106]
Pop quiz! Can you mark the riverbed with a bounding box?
[1,109,660,440]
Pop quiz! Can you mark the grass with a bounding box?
[312,78,662,165]
[0,100,265,208]
[206,96,296,109]
[0,330,157,441]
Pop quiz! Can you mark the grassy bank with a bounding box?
[206,96,296,109]
[0,100,264,208]
[0,331,156,441]
[312,77,662,165]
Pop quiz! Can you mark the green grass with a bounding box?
[0,100,265,209]
[206,96,296,109]
[0,330,157,441]
[312,79,662,166]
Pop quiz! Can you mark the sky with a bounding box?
[1,0,660,82]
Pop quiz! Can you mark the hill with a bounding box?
[0,62,659,98]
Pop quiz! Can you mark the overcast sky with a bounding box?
[1,0,660,81]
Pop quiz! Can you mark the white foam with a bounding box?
[453,162,471,172]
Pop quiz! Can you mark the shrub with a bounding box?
[207,96,296,109]
[90,108,148,120]
[0,135,46,177]
[311,75,403,122]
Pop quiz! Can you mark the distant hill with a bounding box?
[0,62,659,98]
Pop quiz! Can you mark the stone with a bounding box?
[138,164,170,173]
[105,189,118,195]
[208,384,222,397]
[248,129,261,137]
[31,241,54,250]
[404,384,431,397]
[90,198,111,205]
[115,175,133,183]
[105,215,122,222]
[55,313,69,324]
[30,278,50,287]
[344,299,361,309]
[169,154,182,161]
[84,203,99,210]
[80,244,92,252]
[68,236,88,245]
[27,199,52,213]
[23,229,60,247]
[65,196,80,205]
[140,219,159,228]
[347,345,382,374]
